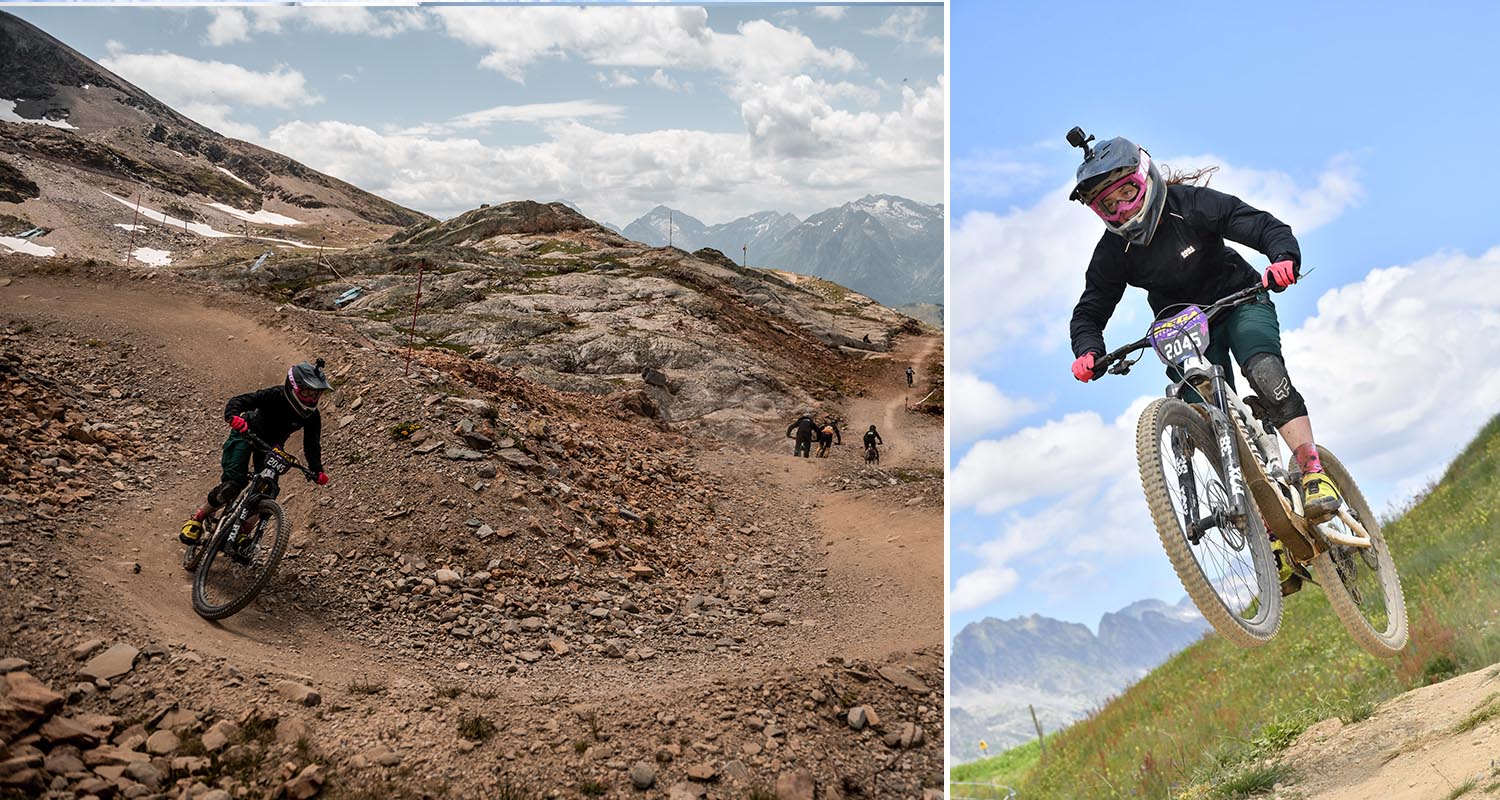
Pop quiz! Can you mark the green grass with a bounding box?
[948,736,1047,786]
[973,412,1500,799]
[457,713,496,742]
[1452,692,1500,734]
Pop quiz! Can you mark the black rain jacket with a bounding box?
[863,430,883,448]
[788,415,817,441]
[225,386,324,473]
[1069,184,1301,358]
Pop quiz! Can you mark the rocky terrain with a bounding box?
[0,259,944,799]
[949,600,1208,760]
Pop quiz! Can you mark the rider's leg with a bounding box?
[1223,297,1342,521]
[183,435,252,544]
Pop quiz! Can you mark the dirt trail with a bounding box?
[1272,663,1500,800]
[1,272,942,691]
[0,278,381,682]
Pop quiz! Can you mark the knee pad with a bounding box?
[1243,353,1308,428]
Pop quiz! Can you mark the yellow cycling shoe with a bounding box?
[1301,471,1343,524]
[179,519,204,545]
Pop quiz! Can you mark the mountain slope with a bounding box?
[1004,412,1500,799]
[949,598,1207,761]
[0,10,429,261]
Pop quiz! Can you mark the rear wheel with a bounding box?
[1306,447,1408,657]
[1137,398,1282,647]
[192,499,289,620]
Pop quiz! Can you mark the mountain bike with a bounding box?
[865,443,881,465]
[181,430,317,620]
[1090,285,1408,658]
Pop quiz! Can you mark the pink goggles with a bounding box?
[1087,155,1151,224]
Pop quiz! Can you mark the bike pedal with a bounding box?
[1279,574,1303,596]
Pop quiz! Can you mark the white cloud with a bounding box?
[205,7,427,45]
[261,73,941,224]
[863,8,942,54]
[1282,249,1500,492]
[811,7,849,20]
[951,157,1364,374]
[176,102,261,140]
[950,370,1040,443]
[596,70,639,88]
[649,69,688,93]
[431,7,860,83]
[399,100,626,136]
[951,565,1020,613]
[99,52,321,110]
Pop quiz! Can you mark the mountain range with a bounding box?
[617,195,943,308]
[949,597,1209,762]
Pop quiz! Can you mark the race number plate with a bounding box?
[1149,306,1211,366]
[266,450,291,475]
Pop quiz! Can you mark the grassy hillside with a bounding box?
[978,413,1500,799]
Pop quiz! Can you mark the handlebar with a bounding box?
[1089,284,1266,380]
[234,427,319,479]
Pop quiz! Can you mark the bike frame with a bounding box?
[1097,285,1375,560]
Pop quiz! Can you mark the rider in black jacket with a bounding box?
[179,360,331,544]
[786,412,817,458]
[1064,130,1340,528]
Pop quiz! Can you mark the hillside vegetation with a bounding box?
[975,413,1500,799]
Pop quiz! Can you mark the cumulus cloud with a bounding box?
[596,70,639,88]
[950,370,1040,444]
[431,7,860,83]
[811,7,849,20]
[398,100,626,136]
[98,50,320,137]
[862,8,942,54]
[649,69,689,93]
[951,157,1363,373]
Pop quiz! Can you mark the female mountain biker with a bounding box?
[1064,130,1341,523]
[179,360,331,544]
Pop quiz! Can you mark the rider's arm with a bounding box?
[223,386,280,424]
[787,421,797,437]
[1069,238,1128,358]
[1184,185,1301,273]
[876,432,883,444]
[301,410,324,474]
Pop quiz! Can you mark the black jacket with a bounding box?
[225,386,324,473]
[863,430,883,447]
[1069,184,1300,358]
[788,415,816,440]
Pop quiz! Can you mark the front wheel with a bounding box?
[1136,398,1282,647]
[1305,448,1408,658]
[192,499,290,620]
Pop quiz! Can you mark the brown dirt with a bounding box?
[0,263,944,798]
[1269,664,1500,800]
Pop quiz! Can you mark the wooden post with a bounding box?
[123,193,142,267]
[742,244,747,268]
[1030,704,1046,763]
[403,261,427,377]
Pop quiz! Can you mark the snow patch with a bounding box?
[100,191,318,249]
[0,99,76,130]
[213,166,254,188]
[131,248,172,266]
[205,202,302,226]
[114,223,145,232]
[0,236,56,257]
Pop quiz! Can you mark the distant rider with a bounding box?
[816,417,842,458]
[786,412,817,458]
[180,360,331,545]
[863,425,883,449]
[905,366,915,388]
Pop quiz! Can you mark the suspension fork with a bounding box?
[1173,359,1251,540]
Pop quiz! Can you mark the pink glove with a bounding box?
[1071,352,1097,383]
[315,472,329,486]
[1262,260,1297,292]
[229,415,249,433]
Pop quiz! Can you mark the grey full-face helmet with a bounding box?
[1067,128,1167,247]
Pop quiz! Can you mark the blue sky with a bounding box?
[10,4,942,225]
[950,0,1500,635]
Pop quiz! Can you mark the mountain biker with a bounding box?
[179,360,331,545]
[905,366,915,387]
[816,417,842,458]
[786,411,816,458]
[1065,130,1341,526]
[863,425,883,462]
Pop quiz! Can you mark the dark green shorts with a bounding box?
[219,433,256,484]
